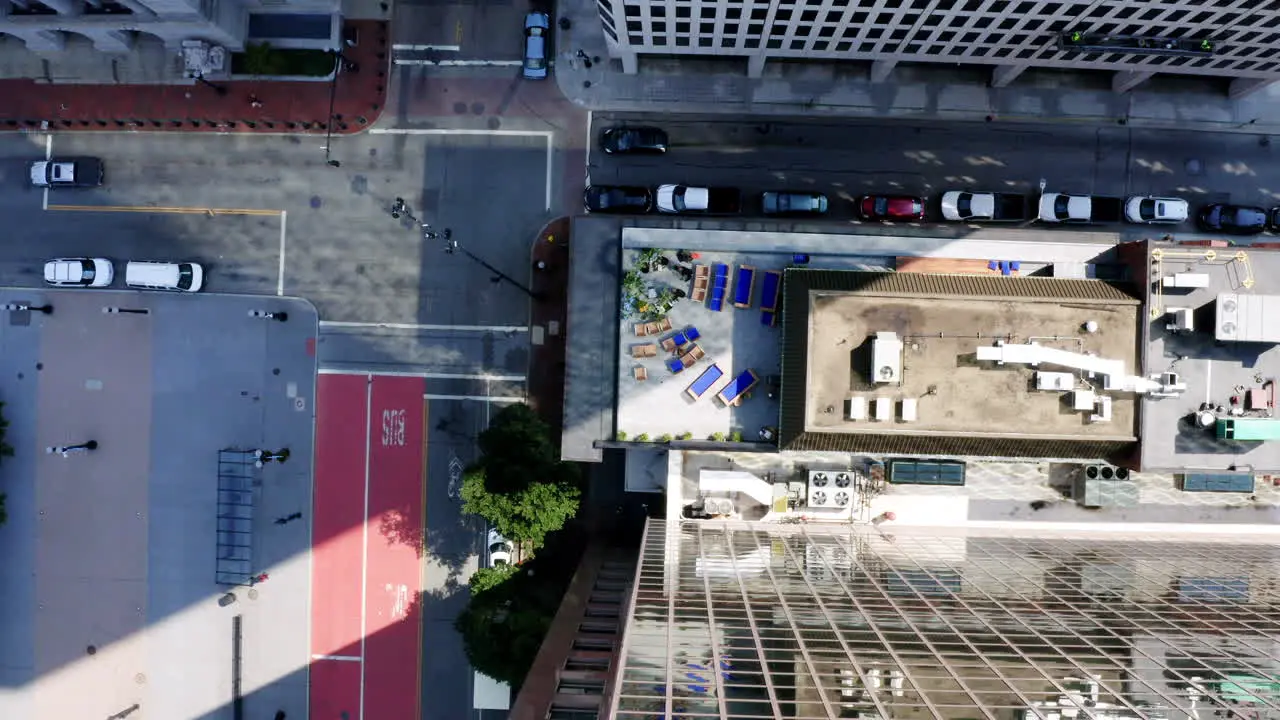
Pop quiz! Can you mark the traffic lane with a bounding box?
[420,399,487,720]
[0,206,281,294]
[393,0,530,61]
[418,135,549,327]
[317,326,530,377]
[593,113,1280,205]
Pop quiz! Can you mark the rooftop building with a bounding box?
[591,0,1280,97]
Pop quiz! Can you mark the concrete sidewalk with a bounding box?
[554,0,1280,135]
[0,21,387,134]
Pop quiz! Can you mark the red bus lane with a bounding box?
[363,375,426,720]
[310,373,368,719]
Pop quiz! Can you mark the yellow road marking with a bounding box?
[48,204,282,217]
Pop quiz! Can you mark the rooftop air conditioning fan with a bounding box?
[811,490,828,506]
[811,472,829,487]
[835,473,852,488]
[834,491,851,507]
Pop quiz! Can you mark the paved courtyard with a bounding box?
[0,289,317,719]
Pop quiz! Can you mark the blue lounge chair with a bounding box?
[760,311,776,327]
[671,331,688,348]
[716,369,759,406]
[685,364,724,400]
[666,357,684,373]
[760,271,781,312]
[733,265,756,308]
[685,326,701,342]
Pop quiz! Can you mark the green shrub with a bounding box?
[730,431,743,442]
[677,432,692,440]
[616,431,628,441]
[658,433,673,443]
[635,433,650,442]
[710,432,726,441]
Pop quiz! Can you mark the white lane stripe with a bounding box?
[391,44,461,51]
[544,132,553,212]
[319,321,529,332]
[368,128,553,139]
[319,368,525,381]
[312,654,362,662]
[42,134,51,211]
[358,374,373,720]
[424,394,526,403]
[392,59,523,67]
[276,210,288,297]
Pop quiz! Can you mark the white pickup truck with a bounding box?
[1037,193,1124,223]
[30,157,104,188]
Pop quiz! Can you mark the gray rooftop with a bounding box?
[1140,241,1280,472]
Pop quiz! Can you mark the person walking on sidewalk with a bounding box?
[248,93,263,109]
[249,572,270,586]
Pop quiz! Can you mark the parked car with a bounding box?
[762,191,829,216]
[522,12,550,80]
[44,257,113,287]
[584,185,653,214]
[1198,203,1267,235]
[1038,193,1125,223]
[1270,207,1280,231]
[125,261,203,292]
[859,194,925,221]
[1124,195,1189,224]
[656,185,742,215]
[487,527,513,567]
[940,191,1029,222]
[30,157,104,188]
[600,126,668,155]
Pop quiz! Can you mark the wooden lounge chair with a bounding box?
[733,265,756,309]
[631,343,657,358]
[634,366,648,381]
[680,344,705,368]
[634,322,649,337]
[716,369,760,406]
[657,317,673,332]
[660,336,677,353]
[643,321,660,335]
[685,364,724,400]
[691,264,710,301]
[708,264,729,311]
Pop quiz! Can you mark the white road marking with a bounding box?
[320,368,526,382]
[358,375,373,720]
[368,128,554,211]
[584,109,593,186]
[392,59,523,67]
[311,654,362,662]
[391,44,461,52]
[42,134,51,210]
[424,394,525,403]
[277,210,288,297]
[319,321,529,333]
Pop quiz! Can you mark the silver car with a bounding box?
[523,12,550,80]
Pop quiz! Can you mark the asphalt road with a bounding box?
[587,113,1280,237]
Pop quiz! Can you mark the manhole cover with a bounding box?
[135,673,147,684]
[248,589,259,600]
[309,196,323,209]
[1185,158,1204,175]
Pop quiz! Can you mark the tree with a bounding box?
[241,42,285,76]
[460,468,580,549]
[469,564,518,594]
[454,569,555,685]
[0,401,11,527]
[476,403,565,494]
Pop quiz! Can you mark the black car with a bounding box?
[600,127,668,155]
[584,185,653,214]
[761,191,829,216]
[1198,203,1267,235]
[1269,206,1280,231]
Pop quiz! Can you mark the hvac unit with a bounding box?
[808,471,853,508]
[871,331,904,385]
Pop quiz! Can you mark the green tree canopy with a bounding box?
[476,403,566,494]
[454,565,555,685]
[460,468,580,549]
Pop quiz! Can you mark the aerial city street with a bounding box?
[2,0,1280,719]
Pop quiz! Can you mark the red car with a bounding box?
[859,194,926,221]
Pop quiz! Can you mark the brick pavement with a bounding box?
[0,21,387,134]
[529,217,570,440]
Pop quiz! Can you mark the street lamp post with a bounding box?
[4,302,52,314]
[322,51,345,168]
[444,235,545,301]
[253,448,291,468]
[103,306,149,315]
[249,309,289,322]
[46,440,99,457]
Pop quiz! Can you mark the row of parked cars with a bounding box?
[591,126,1279,233]
[45,258,204,292]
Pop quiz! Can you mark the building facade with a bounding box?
[594,520,1280,719]
[594,0,1280,96]
[0,0,338,60]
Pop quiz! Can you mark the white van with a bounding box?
[125,261,204,292]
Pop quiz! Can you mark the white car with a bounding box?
[125,261,203,292]
[486,527,513,567]
[44,258,113,287]
[1125,195,1189,224]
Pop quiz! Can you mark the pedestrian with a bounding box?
[288,511,303,521]
[871,510,896,527]
[256,572,269,584]
[248,94,263,109]
[274,516,290,525]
